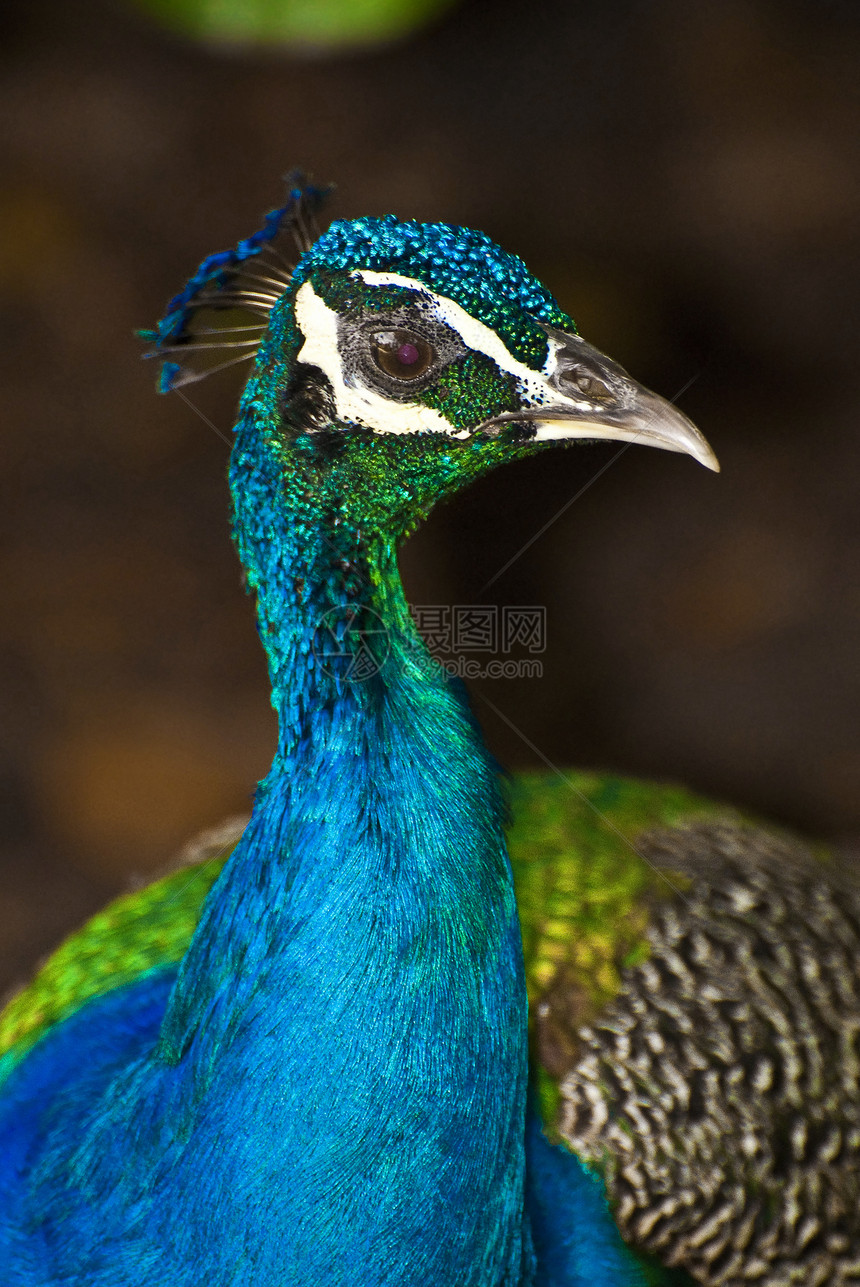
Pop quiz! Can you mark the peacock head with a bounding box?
[143,179,717,540]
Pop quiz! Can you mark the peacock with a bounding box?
[1,178,859,1287]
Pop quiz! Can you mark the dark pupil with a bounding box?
[373,330,434,381]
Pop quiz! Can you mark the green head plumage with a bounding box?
[144,179,717,542]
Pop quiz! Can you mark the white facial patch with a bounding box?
[292,270,719,468]
[351,273,638,443]
[294,280,466,438]
[355,269,550,404]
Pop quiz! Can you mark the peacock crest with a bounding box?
[138,174,329,391]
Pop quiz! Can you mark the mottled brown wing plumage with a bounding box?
[544,823,860,1285]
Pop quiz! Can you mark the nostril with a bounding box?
[559,366,612,400]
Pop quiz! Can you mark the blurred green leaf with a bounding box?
[131,0,460,51]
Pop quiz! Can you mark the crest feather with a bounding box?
[139,174,330,392]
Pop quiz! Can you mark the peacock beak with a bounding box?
[479,324,719,472]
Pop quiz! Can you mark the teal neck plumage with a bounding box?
[156,329,535,1284]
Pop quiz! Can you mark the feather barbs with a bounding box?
[139,174,330,392]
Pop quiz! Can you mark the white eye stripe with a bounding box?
[354,269,550,400]
[293,281,468,437]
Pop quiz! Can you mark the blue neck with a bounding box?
[156,410,535,1285]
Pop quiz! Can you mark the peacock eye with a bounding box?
[372,330,435,381]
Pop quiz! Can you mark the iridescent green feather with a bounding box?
[0,772,739,1090]
[505,771,743,1130]
[0,852,227,1084]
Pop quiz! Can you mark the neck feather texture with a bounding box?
[153,409,535,1285]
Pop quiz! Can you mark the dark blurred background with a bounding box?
[1,0,859,991]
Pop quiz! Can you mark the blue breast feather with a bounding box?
[0,966,649,1287]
